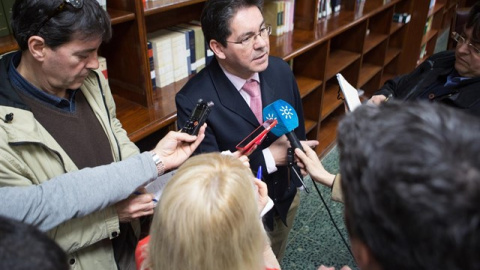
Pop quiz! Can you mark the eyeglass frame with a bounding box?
[226,25,272,46]
[451,31,480,54]
[33,0,84,35]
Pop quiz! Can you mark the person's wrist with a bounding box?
[150,151,165,176]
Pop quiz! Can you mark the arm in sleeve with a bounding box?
[0,152,157,232]
[331,174,344,203]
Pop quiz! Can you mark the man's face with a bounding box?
[218,6,270,79]
[42,37,102,94]
[454,27,480,78]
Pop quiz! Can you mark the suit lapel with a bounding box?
[209,59,260,126]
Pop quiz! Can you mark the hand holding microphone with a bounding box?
[262,99,318,191]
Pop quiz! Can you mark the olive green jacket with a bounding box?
[0,52,140,270]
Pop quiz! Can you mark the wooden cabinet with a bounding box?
[0,0,457,155]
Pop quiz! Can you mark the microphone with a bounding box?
[262,99,304,151]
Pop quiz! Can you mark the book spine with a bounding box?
[2,0,14,34]
[147,41,156,89]
[0,1,10,37]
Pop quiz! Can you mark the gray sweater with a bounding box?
[0,152,157,231]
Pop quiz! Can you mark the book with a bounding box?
[264,1,284,36]
[2,0,14,34]
[336,73,361,112]
[166,29,189,82]
[179,23,205,73]
[147,41,157,88]
[393,13,411,24]
[331,0,341,13]
[169,25,194,76]
[187,21,208,71]
[0,2,10,37]
[148,30,174,87]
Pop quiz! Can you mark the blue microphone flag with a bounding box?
[262,99,299,137]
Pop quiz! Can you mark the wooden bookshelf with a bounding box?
[0,0,455,154]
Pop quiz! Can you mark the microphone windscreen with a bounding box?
[262,99,299,137]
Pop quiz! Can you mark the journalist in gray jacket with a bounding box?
[0,127,205,233]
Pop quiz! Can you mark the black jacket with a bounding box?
[176,56,306,229]
[375,50,480,116]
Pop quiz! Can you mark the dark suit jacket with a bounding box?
[176,56,306,228]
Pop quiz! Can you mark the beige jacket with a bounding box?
[0,56,139,270]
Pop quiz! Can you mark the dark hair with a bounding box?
[0,216,68,270]
[466,1,480,42]
[12,0,112,51]
[337,101,480,270]
[200,0,263,48]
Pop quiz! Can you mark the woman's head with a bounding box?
[148,153,266,270]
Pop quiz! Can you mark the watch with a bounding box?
[150,151,165,177]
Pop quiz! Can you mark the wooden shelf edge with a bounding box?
[321,84,344,120]
[296,76,322,98]
[325,50,361,80]
[358,63,382,87]
[0,35,19,54]
[108,8,135,25]
[144,0,206,16]
[428,2,445,17]
[390,22,405,34]
[421,29,438,46]
[305,119,318,134]
[364,33,388,54]
[385,47,401,65]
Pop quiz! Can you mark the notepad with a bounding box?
[336,73,362,112]
[145,169,177,202]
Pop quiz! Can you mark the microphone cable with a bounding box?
[309,177,355,260]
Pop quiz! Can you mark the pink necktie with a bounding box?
[243,79,263,124]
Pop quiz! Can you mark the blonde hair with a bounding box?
[146,153,266,270]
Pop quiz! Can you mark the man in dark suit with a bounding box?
[176,0,317,260]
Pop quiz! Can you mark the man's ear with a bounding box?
[350,237,381,270]
[27,36,47,61]
[209,39,226,59]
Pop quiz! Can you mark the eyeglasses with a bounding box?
[226,25,272,46]
[451,31,480,54]
[33,0,83,35]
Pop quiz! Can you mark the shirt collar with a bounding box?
[218,64,260,91]
[7,51,78,112]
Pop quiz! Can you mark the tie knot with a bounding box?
[243,79,260,97]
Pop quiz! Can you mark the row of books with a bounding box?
[264,0,295,36]
[147,22,214,88]
[0,0,14,38]
[318,0,342,19]
[393,13,411,24]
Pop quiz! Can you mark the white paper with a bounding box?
[336,73,362,112]
[145,169,177,202]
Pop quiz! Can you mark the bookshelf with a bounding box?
[0,0,456,155]
[417,0,458,66]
